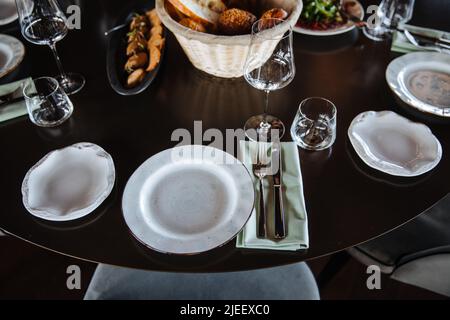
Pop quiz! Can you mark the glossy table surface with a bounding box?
[0,0,449,272]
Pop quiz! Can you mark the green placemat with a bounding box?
[236,141,309,251]
[392,24,450,54]
[0,77,33,123]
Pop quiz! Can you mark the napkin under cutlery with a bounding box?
[0,77,32,123]
[236,141,309,251]
[392,24,450,54]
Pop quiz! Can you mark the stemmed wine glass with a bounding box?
[244,18,296,141]
[15,0,85,95]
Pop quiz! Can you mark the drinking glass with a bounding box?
[15,0,85,95]
[244,18,296,141]
[23,76,73,127]
[290,97,336,151]
[363,0,415,41]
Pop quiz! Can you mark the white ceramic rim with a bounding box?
[122,145,255,255]
[348,110,442,177]
[0,34,25,79]
[293,0,364,36]
[0,0,18,26]
[386,51,450,118]
[21,142,116,221]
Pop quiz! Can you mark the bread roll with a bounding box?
[218,8,256,35]
[261,8,288,20]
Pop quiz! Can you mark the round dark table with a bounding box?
[0,0,449,272]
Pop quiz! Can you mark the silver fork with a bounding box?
[253,142,270,239]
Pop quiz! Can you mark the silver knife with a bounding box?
[402,29,450,48]
[272,145,286,239]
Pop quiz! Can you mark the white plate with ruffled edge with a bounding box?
[122,145,255,255]
[348,111,442,177]
[22,143,116,221]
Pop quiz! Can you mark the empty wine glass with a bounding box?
[244,18,296,141]
[15,0,85,95]
[23,76,74,127]
[363,0,415,41]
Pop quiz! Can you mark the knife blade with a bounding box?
[272,145,286,239]
[401,29,450,47]
[0,96,25,108]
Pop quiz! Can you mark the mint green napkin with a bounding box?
[236,141,309,251]
[0,78,33,123]
[392,24,450,54]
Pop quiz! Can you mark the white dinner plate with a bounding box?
[0,34,25,79]
[294,0,364,36]
[348,111,442,177]
[0,0,18,26]
[122,145,255,255]
[386,52,450,118]
[22,143,116,221]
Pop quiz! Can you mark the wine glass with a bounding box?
[243,18,296,141]
[15,0,85,95]
[363,0,415,41]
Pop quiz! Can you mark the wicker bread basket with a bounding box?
[156,0,303,78]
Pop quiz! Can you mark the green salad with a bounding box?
[298,0,346,30]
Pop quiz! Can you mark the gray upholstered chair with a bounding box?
[319,194,450,297]
[84,262,320,300]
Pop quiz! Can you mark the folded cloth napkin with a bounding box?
[0,77,32,123]
[392,24,450,54]
[236,141,309,251]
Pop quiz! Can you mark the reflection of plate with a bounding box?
[122,145,254,255]
[0,0,18,26]
[294,0,363,36]
[348,111,442,177]
[0,34,25,79]
[386,52,450,118]
[22,143,116,221]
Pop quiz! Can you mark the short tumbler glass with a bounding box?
[23,77,73,127]
[290,97,337,151]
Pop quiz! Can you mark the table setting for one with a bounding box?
[0,0,449,262]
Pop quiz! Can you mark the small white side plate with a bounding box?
[386,52,450,118]
[0,34,25,79]
[294,0,364,36]
[22,143,116,221]
[122,145,255,255]
[348,111,442,177]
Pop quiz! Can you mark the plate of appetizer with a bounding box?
[294,0,363,36]
[107,3,166,95]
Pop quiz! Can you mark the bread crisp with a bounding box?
[168,0,226,25]
[179,17,207,32]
